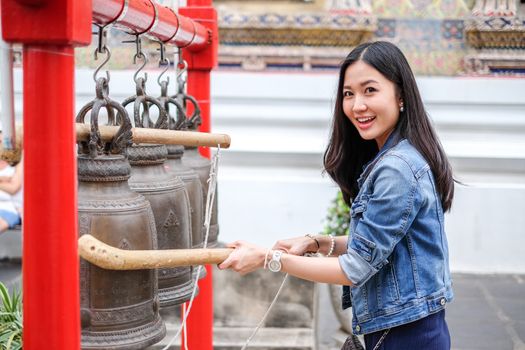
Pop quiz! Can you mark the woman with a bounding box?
[219,41,454,349]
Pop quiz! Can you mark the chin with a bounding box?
[357,131,376,141]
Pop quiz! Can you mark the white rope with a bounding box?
[161,145,221,350]
[161,145,288,350]
[240,273,289,350]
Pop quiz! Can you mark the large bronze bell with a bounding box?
[124,77,194,307]
[77,77,166,349]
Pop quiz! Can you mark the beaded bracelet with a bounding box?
[326,234,335,257]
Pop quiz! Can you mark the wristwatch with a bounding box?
[268,250,283,272]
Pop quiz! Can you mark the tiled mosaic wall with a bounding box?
[371,0,471,75]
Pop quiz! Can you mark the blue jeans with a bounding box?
[0,209,21,228]
[364,310,451,350]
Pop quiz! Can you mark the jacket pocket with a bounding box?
[376,262,401,309]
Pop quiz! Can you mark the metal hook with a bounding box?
[94,24,109,58]
[156,41,170,86]
[175,47,187,90]
[132,51,148,84]
[93,48,111,83]
[176,60,188,94]
[123,34,148,84]
[93,25,111,83]
[157,57,170,86]
[177,60,188,80]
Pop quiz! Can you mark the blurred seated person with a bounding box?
[0,148,22,234]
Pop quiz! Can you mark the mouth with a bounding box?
[354,116,376,129]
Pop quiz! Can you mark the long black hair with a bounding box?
[323,41,454,211]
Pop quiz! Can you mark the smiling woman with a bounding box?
[219,41,455,350]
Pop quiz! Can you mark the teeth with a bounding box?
[357,117,375,123]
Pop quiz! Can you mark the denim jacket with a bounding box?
[338,132,453,335]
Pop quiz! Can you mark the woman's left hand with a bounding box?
[218,240,267,275]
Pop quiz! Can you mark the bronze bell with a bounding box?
[181,100,220,248]
[159,80,206,280]
[77,77,166,349]
[127,144,194,307]
[123,77,194,308]
[165,144,206,280]
[181,146,219,247]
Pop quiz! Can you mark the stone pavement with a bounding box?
[317,274,525,350]
[1,259,524,350]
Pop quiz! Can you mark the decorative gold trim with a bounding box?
[220,27,373,47]
[466,17,525,49]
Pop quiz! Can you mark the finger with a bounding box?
[275,246,290,254]
[225,242,237,249]
[226,240,244,248]
[271,240,283,249]
[218,255,234,270]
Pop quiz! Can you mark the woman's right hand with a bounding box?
[272,235,317,256]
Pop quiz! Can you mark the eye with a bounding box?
[364,87,377,93]
[343,90,353,97]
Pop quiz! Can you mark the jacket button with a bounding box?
[440,298,446,306]
[356,325,361,332]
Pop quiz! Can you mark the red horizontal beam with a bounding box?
[92,0,210,50]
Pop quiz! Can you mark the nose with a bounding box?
[352,96,367,113]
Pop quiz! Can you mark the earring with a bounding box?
[400,105,404,112]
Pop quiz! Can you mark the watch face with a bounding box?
[268,259,281,272]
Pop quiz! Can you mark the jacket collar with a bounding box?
[357,129,402,189]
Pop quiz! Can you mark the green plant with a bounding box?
[322,191,351,237]
[0,282,22,350]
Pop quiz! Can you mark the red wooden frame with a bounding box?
[1,0,217,348]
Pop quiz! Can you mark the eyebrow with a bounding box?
[343,79,379,89]
[360,79,379,86]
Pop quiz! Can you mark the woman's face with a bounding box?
[342,60,402,149]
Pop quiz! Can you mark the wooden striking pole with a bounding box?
[0,124,231,163]
[78,234,233,270]
[76,124,231,148]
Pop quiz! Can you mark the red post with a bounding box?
[2,0,214,348]
[180,1,218,349]
[22,45,80,349]
[1,0,91,349]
